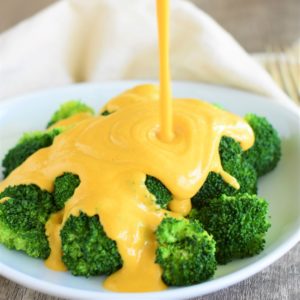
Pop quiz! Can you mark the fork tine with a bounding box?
[266,49,284,90]
[276,47,299,103]
[265,46,300,104]
[287,60,300,104]
[287,48,300,103]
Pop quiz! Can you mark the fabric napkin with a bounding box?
[0,0,292,105]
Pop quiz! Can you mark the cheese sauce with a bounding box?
[0,0,254,293]
[157,0,173,143]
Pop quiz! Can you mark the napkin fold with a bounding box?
[0,0,292,104]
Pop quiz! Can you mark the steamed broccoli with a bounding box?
[0,99,280,288]
[54,173,80,210]
[145,175,172,209]
[54,173,172,211]
[101,110,111,116]
[54,173,122,276]
[192,114,281,206]
[192,137,257,207]
[155,217,216,286]
[54,172,172,277]
[0,185,56,259]
[47,101,94,128]
[190,193,270,264]
[243,114,281,176]
[2,128,62,178]
[61,212,123,277]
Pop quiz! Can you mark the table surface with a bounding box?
[0,0,299,299]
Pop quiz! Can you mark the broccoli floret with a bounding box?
[190,193,270,264]
[155,217,216,286]
[47,101,94,128]
[0,185,56,259]
[54,173,80,210]
[55,172,172,277]
[2,128,62,178]
[243,114,281,176]
[61,212,122,277]
[145,175,172,209]
[54,173,171,212]
[101,110,111,116]
[192,137,257,207]
[53,173,122,276]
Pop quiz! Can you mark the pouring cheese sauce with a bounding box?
[0,0,254,292]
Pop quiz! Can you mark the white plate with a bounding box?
[0,81,299,300]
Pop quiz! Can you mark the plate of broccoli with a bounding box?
[0,81,299,300]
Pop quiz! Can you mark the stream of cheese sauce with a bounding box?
[157,0,173,143]
[0,0,254,293]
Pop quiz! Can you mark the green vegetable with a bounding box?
[47,101,94,128]
[56,172,172,277]
[0,104,280,287]
[190,193,271,264]
[54,173,80,210]
[2,128,62,178]
[243,114,281,176]
[155,217,216,286]
[0,185,56,259]
[192,137,257,207]
[55,172,172,276]
[53,172,122,276]
[101,110,111,116]
[145,175,172,209]
[54,173,171,211]
[61,212,123,277]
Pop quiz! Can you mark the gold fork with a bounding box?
[265,47,300,105]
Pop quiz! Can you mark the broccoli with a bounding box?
[0,185,56,259]
[54,173,122,276]
[54,173,172,212]
[54,172,172,277]
[101,110,111,116]
[61,212,123,277]
[54,173,80,210]
[2,128,63,178]
[47,101,94,128]
[190,193,270,264]
[243,114,281,177]
[145,175,172,209]
[155,217,216,286]
[192,137,257,207]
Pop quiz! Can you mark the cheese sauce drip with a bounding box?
[0,0,254,293]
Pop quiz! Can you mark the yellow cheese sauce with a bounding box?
[0,0,254,293]
[49,112,93,130]
[157,0,173,143]
[0,84,254,291]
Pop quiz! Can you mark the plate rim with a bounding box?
[0,80,299,300]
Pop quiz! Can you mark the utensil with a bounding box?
[265,47,300,104]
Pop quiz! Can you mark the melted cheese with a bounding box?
[0,85,254,291]
[157,0,173,143]
[0,0,254,293]
[49,112,93,130]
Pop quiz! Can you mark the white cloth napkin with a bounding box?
[0,0,291,105]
